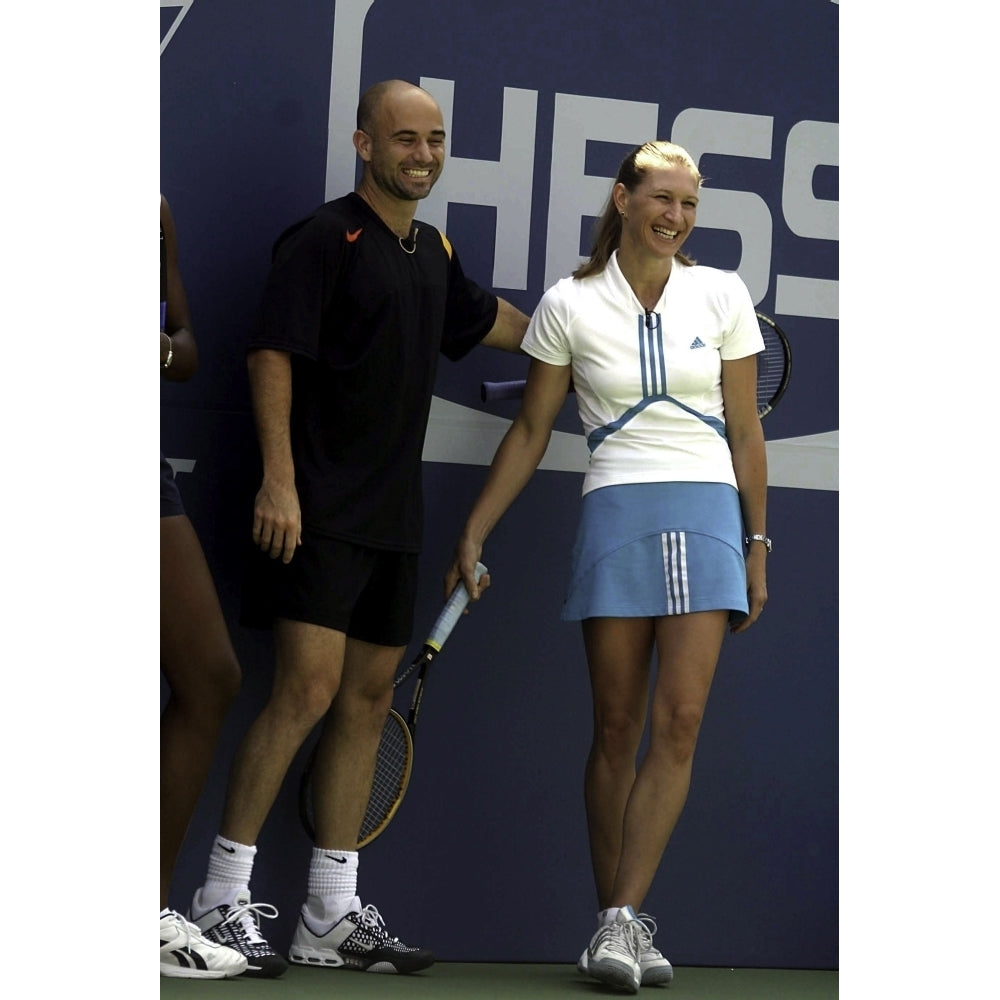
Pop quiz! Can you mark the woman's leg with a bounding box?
[582,617,655,908]
[160,515,241,908]
[607,610,728,910]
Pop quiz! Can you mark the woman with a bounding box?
[160,194,247,979]
[446,142,768,994]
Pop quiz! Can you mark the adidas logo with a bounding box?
[689,337,706,349]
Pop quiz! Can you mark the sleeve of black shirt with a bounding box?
[439,242,500,362]
[248,213,340,361]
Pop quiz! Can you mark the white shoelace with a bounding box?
[164,910,213,949]
[595,918,643,960]
[357,904,400,942]
[633,913,658,957]
[221,899,279,946]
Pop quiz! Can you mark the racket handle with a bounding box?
[426,562,487,650]
[481,379,526,401]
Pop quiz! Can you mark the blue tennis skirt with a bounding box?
[561,482,748,623]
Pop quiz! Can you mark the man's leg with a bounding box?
[219,620,347,845]
[190,619,346,978]
[309,637,402,850]
[289,636,436,972]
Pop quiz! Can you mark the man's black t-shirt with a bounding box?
[249,192,499,552]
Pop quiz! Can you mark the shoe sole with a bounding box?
[641,965,675,986]
[587,957,640,994]
[160,965,243,979]
[289,947,434,975]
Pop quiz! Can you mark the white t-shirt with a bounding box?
[522,250,763,495]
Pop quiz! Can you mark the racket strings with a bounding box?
[756,322,789,412]
[359,715,412,841]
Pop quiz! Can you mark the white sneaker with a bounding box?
[580,905,643,994]
[635,912,674,986]
[289,902,434,974]
[160,908,248,979]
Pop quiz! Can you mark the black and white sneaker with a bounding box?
[288,902,434,974]
[160,908,248,979]
[189,889,288,978]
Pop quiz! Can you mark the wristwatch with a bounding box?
[745,534,772,553]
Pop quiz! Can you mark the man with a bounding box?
[187,80,529,977]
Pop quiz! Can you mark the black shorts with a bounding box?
[161,452,185,518]
[240,530,418,647]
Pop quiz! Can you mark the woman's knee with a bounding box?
[209,653,242,709]
[652,704,705,762]
[592,706,645,762]
[167,650,241,724]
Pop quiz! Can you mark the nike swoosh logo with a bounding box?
[325,854,348,863]
[346,228,362,243]
[217,843,236,854]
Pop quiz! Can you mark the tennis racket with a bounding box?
[299,562,488,848]
[481,311,792,419]
[753,311,792,418]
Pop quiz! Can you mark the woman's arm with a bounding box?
[160,194,198,382]
[446,357,572,599]
[722,353,768,633]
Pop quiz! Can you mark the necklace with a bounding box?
[399,227,418,254]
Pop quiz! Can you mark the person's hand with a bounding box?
[730,549,767,634]
[444,535,490,606]
[252,479,302,563]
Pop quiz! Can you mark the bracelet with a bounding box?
[745,534,772,553]
[162,334,173,370]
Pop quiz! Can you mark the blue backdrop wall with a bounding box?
[160,0,838,970]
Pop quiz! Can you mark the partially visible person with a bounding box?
[446,141,768,994]
[186,79,529,978]
[160,194,248,979]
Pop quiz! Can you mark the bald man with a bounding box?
[187,80,529,977]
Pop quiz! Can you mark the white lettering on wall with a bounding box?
[419,79,538,290]
[671,107,775,305]
[159,1,197,55]
[324,9,839,320]
[325,0,376,199]
[775,120,839,319]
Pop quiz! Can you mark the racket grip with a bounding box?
[426,562,487,649]
[481,379,526,402]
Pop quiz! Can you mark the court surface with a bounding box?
[160,961,838,998]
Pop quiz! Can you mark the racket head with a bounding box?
[357,709,413,847]
[298,709,414,848]
[755,311,792,418]
[297,566,484,847]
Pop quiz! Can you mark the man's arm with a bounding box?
[479,296,530,353]
[247,347,302,563]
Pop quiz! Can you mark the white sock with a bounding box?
[304,847,360,929]
[599,907,621,926]
[193,836,257,915]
